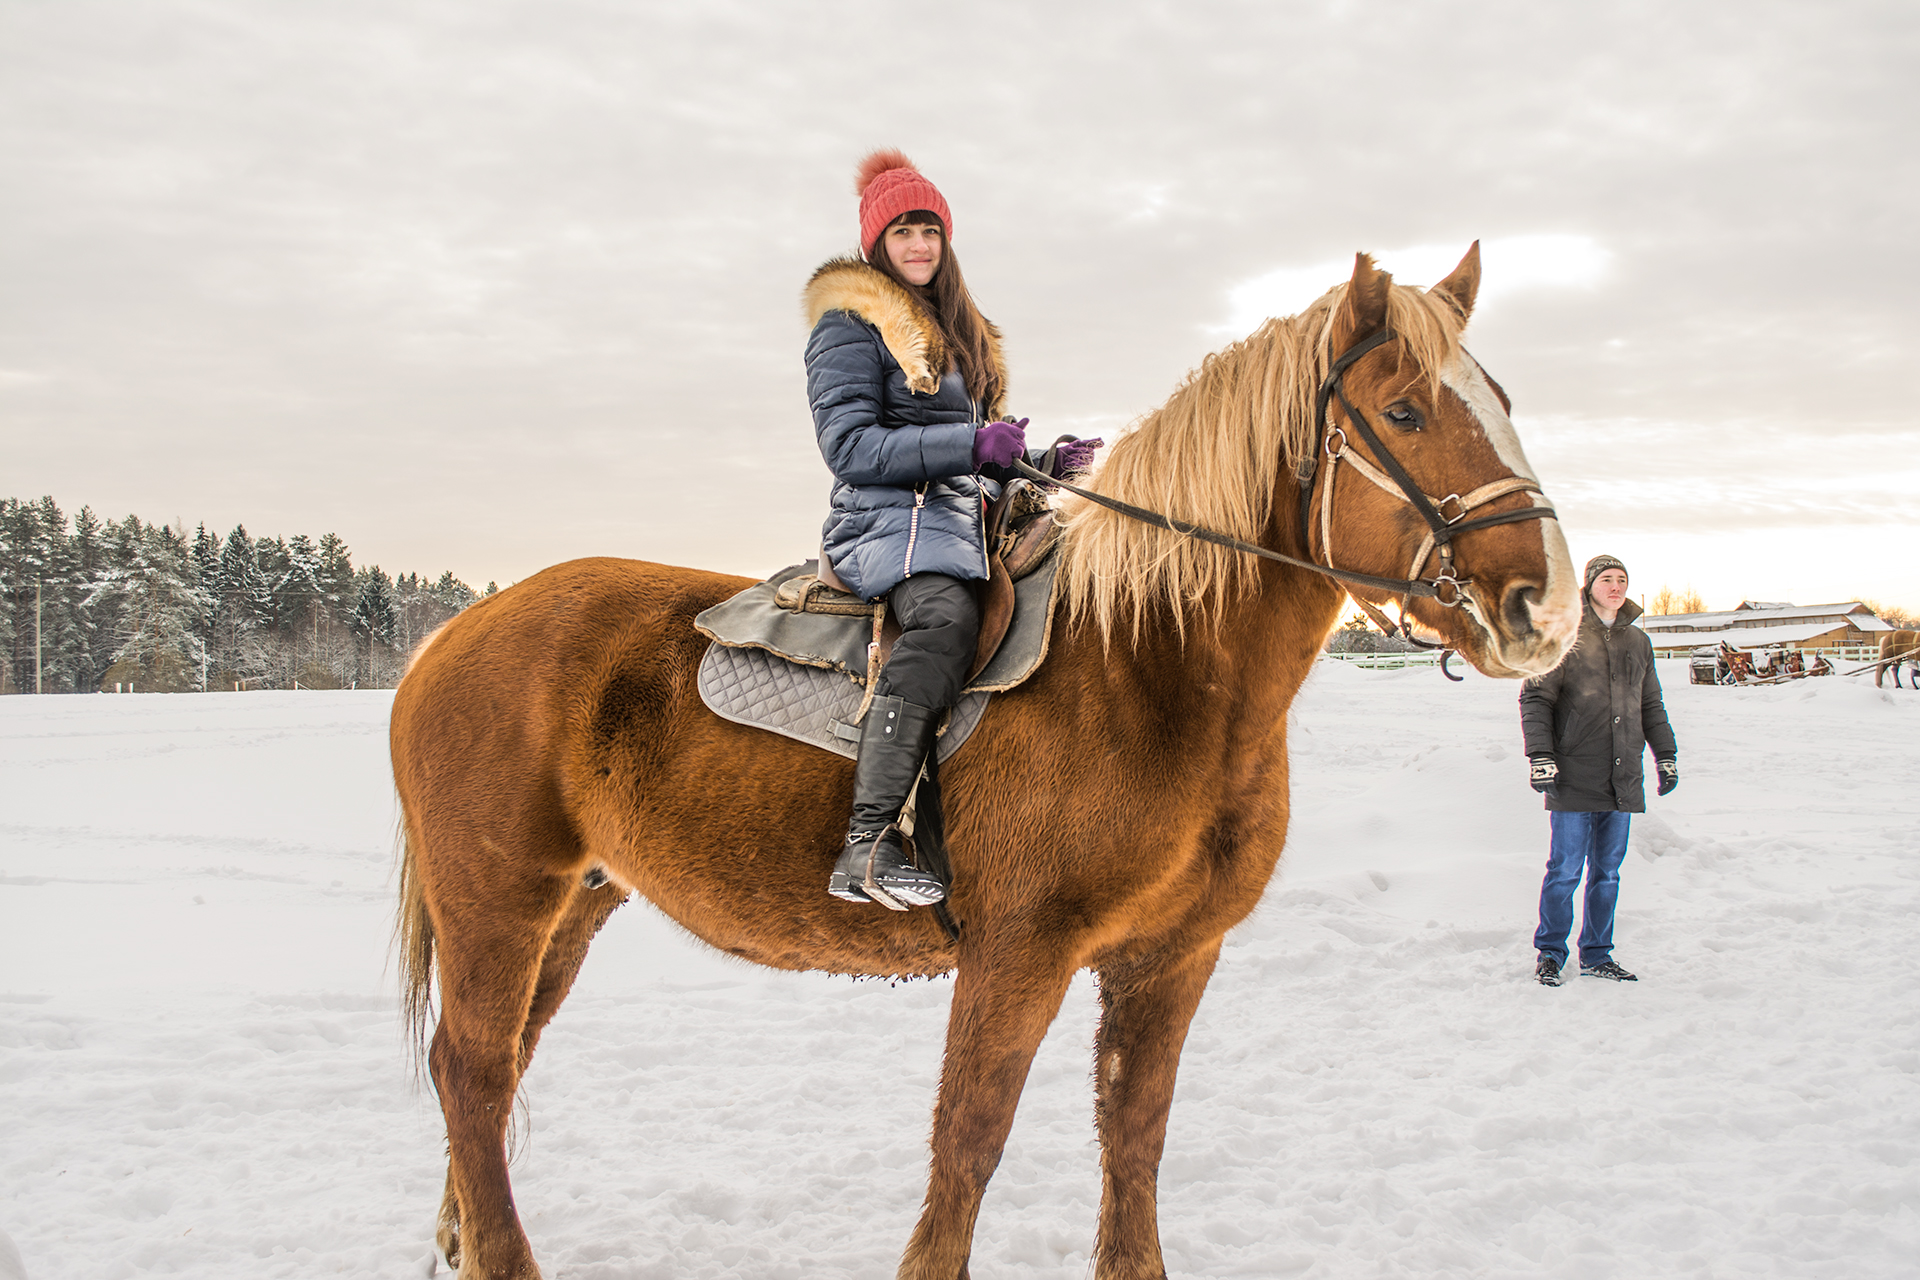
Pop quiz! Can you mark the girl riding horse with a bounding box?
[806,150,1095,908]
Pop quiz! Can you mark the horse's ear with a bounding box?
[1431,241,1481,324]
[1333,253,1392,351]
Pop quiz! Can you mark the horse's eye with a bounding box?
[1383,403,1425,432]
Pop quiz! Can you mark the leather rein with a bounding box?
[1012,327,1560,649]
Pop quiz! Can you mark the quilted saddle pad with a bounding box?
[697,645,991,763]
[693,550,1061,761]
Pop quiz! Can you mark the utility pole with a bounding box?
[35,578,44,695]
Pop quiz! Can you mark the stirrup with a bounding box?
[828,826,945,910]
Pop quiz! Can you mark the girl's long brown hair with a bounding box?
[868,211,1003,411]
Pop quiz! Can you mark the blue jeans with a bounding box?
[1533,811,1631,966]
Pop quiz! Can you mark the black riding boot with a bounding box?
[828,695,947,908]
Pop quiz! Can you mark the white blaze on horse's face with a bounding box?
[1438,353,1580,674]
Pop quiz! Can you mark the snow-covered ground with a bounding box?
[2,661,1916,1278]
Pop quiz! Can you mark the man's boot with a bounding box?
[828,695,947,908]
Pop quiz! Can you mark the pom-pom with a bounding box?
[855,148,916,196]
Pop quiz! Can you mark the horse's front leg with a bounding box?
[1090,941,1222,1280]
[897,929,1078,1280]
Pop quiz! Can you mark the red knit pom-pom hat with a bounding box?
[856,149,952,259]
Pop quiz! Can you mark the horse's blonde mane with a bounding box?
[1060,278,1470,644]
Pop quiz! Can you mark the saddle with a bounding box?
[694,480,1063,762]
[774,478,1058,682]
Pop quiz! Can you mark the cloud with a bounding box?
[1217,235,1612,335]
[0,0,1914,607]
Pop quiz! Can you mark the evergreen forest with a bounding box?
[1,495,493,694]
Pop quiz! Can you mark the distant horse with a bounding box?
[391,246,1580,1280]
[1879,629,1920,688]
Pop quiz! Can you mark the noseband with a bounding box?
[1012,327,1560,647]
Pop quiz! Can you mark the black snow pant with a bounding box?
[873,573,980,711]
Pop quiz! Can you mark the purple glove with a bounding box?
[1050,436,1104,479]
[973,417,1028,469]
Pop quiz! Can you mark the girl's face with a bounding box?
[883,221,943,286]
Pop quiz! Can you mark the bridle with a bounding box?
[1300,328,1557,646]
[1012,326,1560,649]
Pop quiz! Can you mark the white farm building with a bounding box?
[1639,600,1891,658]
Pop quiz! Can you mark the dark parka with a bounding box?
[803,258,1015,602]
[1520,598,1678,812]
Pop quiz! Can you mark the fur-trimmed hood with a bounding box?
[803,257,1005,411]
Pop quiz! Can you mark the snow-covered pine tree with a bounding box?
[29,496,93,693]
[0,497,78,693]
[351,566,399,686]
[315,533,355,622]
[208,524,278,687]
[90,517,206,691]
[4,495,489,691]
[190,523,221,593]
[0,499,42,692]
[69,505,117,691]
[432,570,478,612]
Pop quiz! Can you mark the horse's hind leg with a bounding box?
[436,876,627,1271]
[899,931,1078,1280]
[426,843,583,1280]
[517,877,628,1073]
[1090,942,1222,1280]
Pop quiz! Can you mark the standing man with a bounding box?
[1521,554,1679,986]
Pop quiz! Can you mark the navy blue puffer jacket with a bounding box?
[803,258,1014,601]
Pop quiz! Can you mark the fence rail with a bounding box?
[1323,643,1893,672]
[1656,643,1886,663]
[1319,650,1443,670]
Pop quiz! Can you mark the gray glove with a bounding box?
[1528,755,1559,796]
[1656,758,1679,797]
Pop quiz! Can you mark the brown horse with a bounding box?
[1877,629,1919,688]
[391,245,1580,1280]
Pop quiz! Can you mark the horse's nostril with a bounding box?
[1503,583,1542,637]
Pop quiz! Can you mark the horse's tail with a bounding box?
[394,803,436,1080]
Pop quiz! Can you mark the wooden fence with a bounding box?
[1322,644,1888,672]
[1319,650,1444,670]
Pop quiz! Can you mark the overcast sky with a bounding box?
[5,0,1916,611]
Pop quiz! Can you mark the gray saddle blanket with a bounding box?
[693,552,1061,762]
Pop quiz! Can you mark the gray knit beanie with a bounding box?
[1584,554,1628,593]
